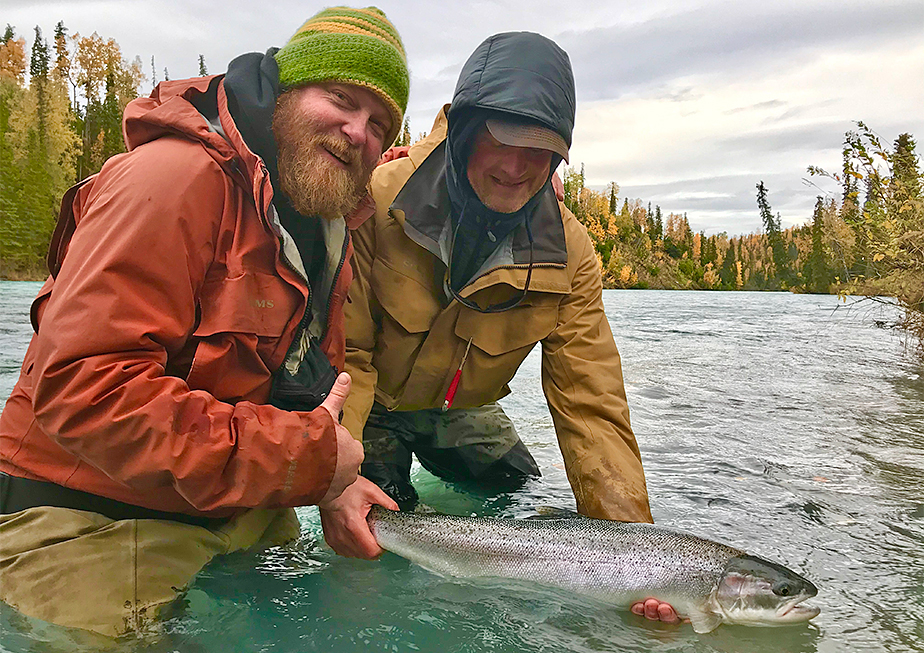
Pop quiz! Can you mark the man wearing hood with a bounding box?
[0,6,406,636]
[339,32,679,625]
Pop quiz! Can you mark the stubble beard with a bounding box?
[272,92,374,220]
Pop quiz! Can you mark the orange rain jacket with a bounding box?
[0,75,357,519]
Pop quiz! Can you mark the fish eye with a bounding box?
[773,582,794,597]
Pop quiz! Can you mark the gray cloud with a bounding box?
[725,100,787,115]
[717,121,849,154]
[556,1,924,102]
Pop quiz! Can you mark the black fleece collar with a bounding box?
[223,49,325,289]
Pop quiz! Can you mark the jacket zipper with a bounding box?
[477,261,564,274]
[261,165,314,367]
[278,218,351,366]
[278,252,313,367]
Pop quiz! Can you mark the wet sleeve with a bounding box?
[29,138,337,510]
[540,217,654,523]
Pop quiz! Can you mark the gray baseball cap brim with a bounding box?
[485,118,570,163]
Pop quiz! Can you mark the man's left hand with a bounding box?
[319,476,398,559]
[631,598,685,624]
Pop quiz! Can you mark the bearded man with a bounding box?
[0,6,406,636]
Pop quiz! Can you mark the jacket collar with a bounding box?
[126,70,351,337]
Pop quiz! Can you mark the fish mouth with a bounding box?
[776,598,820,622]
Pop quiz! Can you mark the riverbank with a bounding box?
[0,264,48,282]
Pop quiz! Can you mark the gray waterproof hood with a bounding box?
[448,31,576,150]
[440,32,576,293]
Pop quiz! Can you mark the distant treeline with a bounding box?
[1,23,178,279]
[561,123,923,359]
[2,25,922,357]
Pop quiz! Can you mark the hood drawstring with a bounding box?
[445,197,535,314]
[442,213,534,412]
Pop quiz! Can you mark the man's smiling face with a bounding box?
[465,124,554,214]
[273,82,392,219]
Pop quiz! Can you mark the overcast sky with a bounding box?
[8,0,924,235]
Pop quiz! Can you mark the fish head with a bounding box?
[712,554,820,627]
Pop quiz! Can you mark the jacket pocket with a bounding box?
[185,271,301,399]
[371,258,441,334]
[454,299,559,356]
[194,271,300,339]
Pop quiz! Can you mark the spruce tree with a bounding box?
[756,181,791,288]
[840,143,861,225]
[100,67,124,160]
[0,28,24,274]
[654,205,663,242]
[29,26,49,141]
[892,134,921,202]
[394,116,410,147]
[719,239,737,288]
[52,22,68,82]
[807,196,829,293]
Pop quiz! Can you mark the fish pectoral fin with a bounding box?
[687,609,723,634]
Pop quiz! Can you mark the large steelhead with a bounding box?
[367,506,819,633]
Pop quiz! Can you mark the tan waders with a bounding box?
[0,505,300,637]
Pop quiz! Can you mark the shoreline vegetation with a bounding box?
[2,24,922,359]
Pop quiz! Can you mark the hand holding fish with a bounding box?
[320,477,399,558]
[632,598,685,624]
[317,372,400,559]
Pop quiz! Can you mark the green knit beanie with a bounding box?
[275,6,409,148]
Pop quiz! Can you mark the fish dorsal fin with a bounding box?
[524,506,585,520]
[687,608,723,634]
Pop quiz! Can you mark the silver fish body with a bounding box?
[367,506,819,633]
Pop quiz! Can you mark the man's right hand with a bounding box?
[317,372,364,505]
[319,476,398,558]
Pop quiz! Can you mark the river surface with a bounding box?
[1,281,922,653]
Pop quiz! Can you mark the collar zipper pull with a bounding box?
[442,337,473,412]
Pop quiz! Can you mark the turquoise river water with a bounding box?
[0,281,922,652]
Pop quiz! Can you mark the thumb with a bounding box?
[320,372,351,419]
